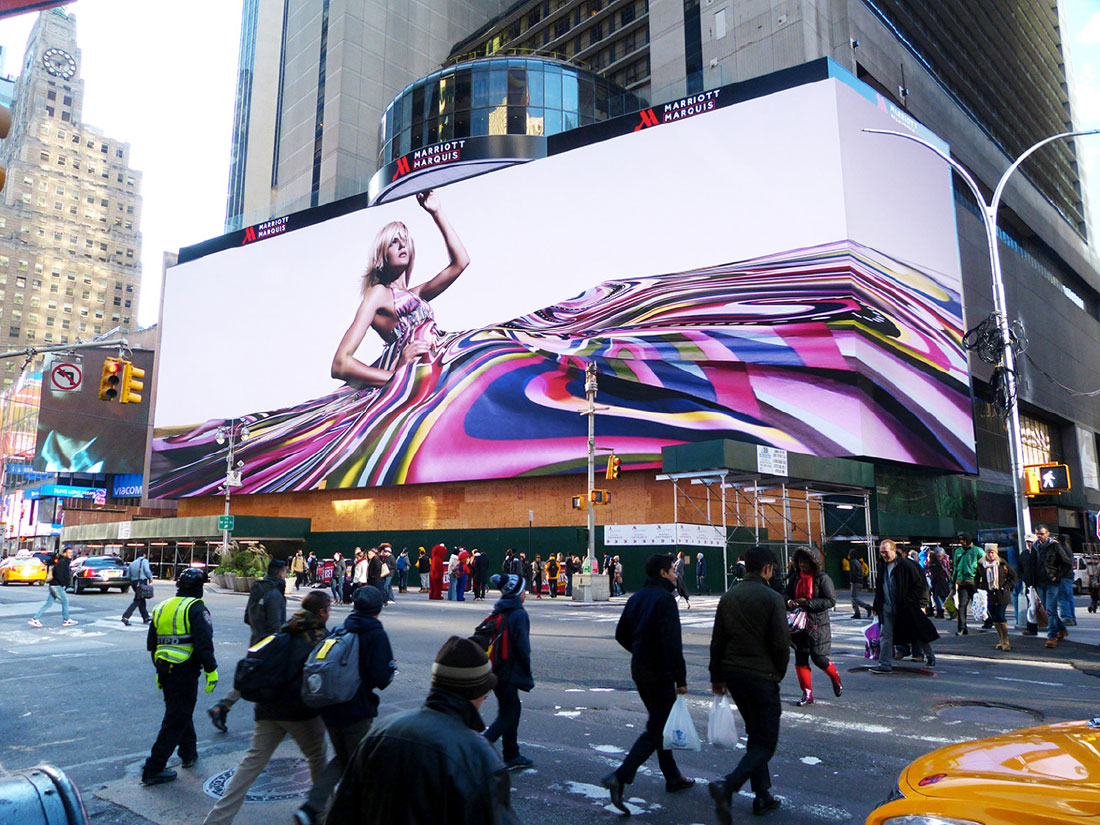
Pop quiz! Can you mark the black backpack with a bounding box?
[471,612,510,670]
[233,632,297,703]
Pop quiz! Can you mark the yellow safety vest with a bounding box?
[152,596,199,665]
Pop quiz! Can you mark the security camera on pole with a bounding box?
[215,420,250,557]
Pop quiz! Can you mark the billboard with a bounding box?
[152,70,974,497]
[34,349,153,474]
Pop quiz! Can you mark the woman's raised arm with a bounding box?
[412,189,469,302]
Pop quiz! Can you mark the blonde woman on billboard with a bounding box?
[330,189,469,388]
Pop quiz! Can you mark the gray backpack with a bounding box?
[300,628,361,708]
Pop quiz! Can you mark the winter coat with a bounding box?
[1037,538,1072,583]
[417,552,431,573]
[872,556,939,646]
[320,611,397,728]
[952,545,982,582]
[615,576,687,686]
[245,575,286,645]
[977,558,1018,607]
[927,553,951,599]
[490,594,534,692]
[784,571,836,656]
[709,574,789,683]
[326,688,520,825]
[255,609,328,722]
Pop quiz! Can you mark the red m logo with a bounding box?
[634,109,660,131]
[392,157,411,180]
[240,226,257,245]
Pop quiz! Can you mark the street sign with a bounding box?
[46,358,82,392]
[218,515,235,531]
[1024,463,1071,496]
[117,521,132,539]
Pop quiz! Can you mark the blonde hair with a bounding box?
[362,221,415,294]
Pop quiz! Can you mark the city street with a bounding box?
[1,582,1098,824]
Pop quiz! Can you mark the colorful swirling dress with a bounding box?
[150,240,975,497]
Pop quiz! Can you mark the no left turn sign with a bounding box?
[49,361,82,392]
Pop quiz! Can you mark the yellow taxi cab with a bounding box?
[867,720,1100,825]
[0,551,48,585]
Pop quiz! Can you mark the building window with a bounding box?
[100,143,107,153]
[45,106,54,117]
[1021,415,1055,466]
[61,112,70,122]
[47,90,56,101]
[62,96,72,106]
[8,327,17,338]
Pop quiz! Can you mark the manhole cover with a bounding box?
[203,757,312,802]
[932,700,1043,727]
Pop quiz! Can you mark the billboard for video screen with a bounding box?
[152,72,974,497]
[35,349,153,474]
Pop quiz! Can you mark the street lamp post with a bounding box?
[215,419,250,556]
[864,126,1100,569]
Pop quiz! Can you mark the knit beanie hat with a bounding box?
[431,636,497,699]
[352,585,385,616]
[490,573,525,598]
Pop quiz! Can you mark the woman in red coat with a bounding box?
[429,543,447,600]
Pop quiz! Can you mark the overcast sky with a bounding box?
[0,1,1098,330]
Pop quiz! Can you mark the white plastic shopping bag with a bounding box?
[969,589,988,622]
[707,694,739,749]
[662,694,701,751]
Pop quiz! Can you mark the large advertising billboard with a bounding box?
[35,349,153,474]
[152,70,974,497]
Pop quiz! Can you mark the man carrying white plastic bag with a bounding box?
[707,694,739,749]
[708,546,790,821]
[601,553,696,815]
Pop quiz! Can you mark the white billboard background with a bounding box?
[157,78,961,429]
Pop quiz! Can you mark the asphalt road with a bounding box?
[0,582,1095,825]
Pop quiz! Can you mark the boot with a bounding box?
[796,689,814,706]
[997,622,1010,651]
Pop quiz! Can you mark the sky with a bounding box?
[0,1,1097,330]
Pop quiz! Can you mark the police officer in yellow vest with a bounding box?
[141,567,219,786]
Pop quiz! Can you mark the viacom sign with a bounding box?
[113,473,144,498]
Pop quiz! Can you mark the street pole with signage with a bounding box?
[864,127,1100,578]
[215,420,250,559]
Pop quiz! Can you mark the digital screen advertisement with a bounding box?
[151,74,974,497]
[35,349,153,474]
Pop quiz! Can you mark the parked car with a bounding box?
[1072,553,1094,595]
[67,555,130,594]
[0,552,47,585]
[866,719,1100,825]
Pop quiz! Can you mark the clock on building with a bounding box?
[42,48,76,80]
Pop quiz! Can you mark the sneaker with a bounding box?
[140,769,177,786]
[207,703,229,733]
[868,664,892,674]
[61,619,77,627]
[504,755,534,771]
[925,655,936,669]
[708,779,733,825]
[600,771,629,815]
[121,618,130,626]
[752,793,782,816]
[27,618,42,628]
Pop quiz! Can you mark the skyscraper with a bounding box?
[0,9,142,387]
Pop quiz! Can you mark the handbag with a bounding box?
[863,618,881,659]
[787,609,808,632]
[379,562,391,578]
[138,582,154,600]
[661,695,701,751]
[707,695,739,749]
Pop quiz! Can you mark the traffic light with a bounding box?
[572,495,584,510]
[590,489,611,504]
[1024,463,1070,496]
[605,454,621,480]
[0,104,9,193]
[120,361,145,404]
[98,357,124,401]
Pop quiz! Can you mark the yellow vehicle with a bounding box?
[867,720,1100,825]
[0,552,47,585]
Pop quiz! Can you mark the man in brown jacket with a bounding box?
[708,546,790,821]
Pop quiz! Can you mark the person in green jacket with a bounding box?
[951,533,983,635]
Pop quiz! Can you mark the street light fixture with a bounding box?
[864,126,1100,568]
[215,420,251,556]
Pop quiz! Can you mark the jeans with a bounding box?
[696,575,709,595]
[456,573,468,601]
[382,576,395,601]
[1059,577,1076,622]
[1041,582,1067,639]
[33,585,70,621]
[849,582,872,618]
[722,674,781,796]
[447,575,457,600]
[202,718,327,825]
[396,569,408,591]
[616,679,680,784]
[955,580,975,632]
[485,682,523,761]
[566,573,573,596]
[122,591,150,622]
[330,577,342,603]
[878,609,932,669]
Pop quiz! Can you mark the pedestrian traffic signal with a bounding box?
[591,489,611,504]
[605,454,621,480]
[98,357,124,401]
[120,361,145,404]
[572,495,584,510]
[1024,463,1070,496]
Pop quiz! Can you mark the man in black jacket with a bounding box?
[870,540,938,672]
[472,548,491,601]
[326,636,521,825]
[296,585,396,825]
[483,574,535,770]
[1016,532,1040,635]
[1035,524,1073,648]
[708,546,789,821]
[601,554,693,814]
[202,591,330,825]
[208,559,287,733]
[28,545,77,627]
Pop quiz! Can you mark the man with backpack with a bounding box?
[295,585,396,825]
[202,591,331,825]
[208,559,287,733]
[479,574,534,771]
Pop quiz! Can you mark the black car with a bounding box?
[68,555,130,594]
